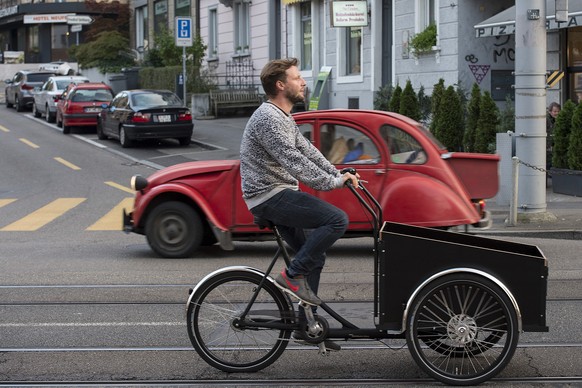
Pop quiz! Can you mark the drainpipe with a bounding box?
[514,0,547,214]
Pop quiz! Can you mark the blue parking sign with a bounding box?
[175,17,193,47]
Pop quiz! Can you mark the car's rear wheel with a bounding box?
[119,126,133,148]
[15,96,24,112]
[6,94,13,108]
[56,113,63,128]
[63,122,71,134]
[145,201,204,258]
[32,103,41,118]
[178,137,191,146]
[45,105,55,123]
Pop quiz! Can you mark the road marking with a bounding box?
[105,181,134,194]
[19,138,39,148]
[86,197,133,231]
[0,199,16,208]
[54,157,81,170]
[0,125,9,132]
[0,198,86,231]
[0,321,182,328]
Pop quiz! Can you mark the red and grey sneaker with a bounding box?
[274,269,322,306]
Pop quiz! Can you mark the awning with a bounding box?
[475,0,582,38]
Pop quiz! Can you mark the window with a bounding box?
[234,1,250,54]
[320,124,379,165]
[380,125,427,164]
[154,0,168,35]
[338,27,362,79]
[135,5,149,51]
[300,2,312,71]
[27,25,39,53]
[208,7,218,59]
[175,0,190,17]
[52,24,68,49]
[416,0,436,31]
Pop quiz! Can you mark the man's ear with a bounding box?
[276,80,285,91]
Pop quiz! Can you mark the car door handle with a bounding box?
[375,169,385,175]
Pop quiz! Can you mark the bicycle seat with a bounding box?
[254,216,274,230]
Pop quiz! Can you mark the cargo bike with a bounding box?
[186,170,549,385]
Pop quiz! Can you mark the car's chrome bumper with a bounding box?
[122,208,133,233]
[472,210,492,230]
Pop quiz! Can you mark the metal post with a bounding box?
[182,46,187,105]
[509,156,519,226]
[514,0,547,214]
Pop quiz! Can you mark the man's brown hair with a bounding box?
[260,58,299,98]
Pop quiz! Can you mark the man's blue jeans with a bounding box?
[250,189,348,296]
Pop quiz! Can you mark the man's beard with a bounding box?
[285,89,304,104]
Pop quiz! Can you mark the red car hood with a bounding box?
[147,160,240,187]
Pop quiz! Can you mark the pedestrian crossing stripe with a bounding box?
[86,198,134,231]
[0,198,134,231]
[0,125,9,132]
[1,198,86,231]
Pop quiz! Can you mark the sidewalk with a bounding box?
[479,185,582,238]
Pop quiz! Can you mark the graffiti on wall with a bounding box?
[493,35,515,64]
[465,54,490,84]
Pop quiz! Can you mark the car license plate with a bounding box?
[157,115,171,122]
[85,107,101,113]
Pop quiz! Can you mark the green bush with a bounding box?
[568,102,582,170]
[552,99,575,169]
[417,85,431,124]
[435,85,464,151]
[464,83,481,152]
[410,24,437,56]
[69,31,134,73]
[138,65,215,94]
[474,91,499,153]
[374,84,393,111]
[430,78,445,138]
[399,80,421,121]
[389,84,402,113]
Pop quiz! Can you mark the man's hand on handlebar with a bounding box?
[340,168,360,187]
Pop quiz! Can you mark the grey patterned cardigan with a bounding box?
[240,102,343,210]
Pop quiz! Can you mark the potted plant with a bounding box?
[409,24,437,57]
[551,100,582,196]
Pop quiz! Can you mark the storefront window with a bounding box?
[154,0,168,34]
[346,27,361,75]
[567,27,582,103]
[300,2,312,71]
[135,5,149,51]
[175,0,190,17]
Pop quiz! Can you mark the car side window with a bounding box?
[298,123,313,143]
[320,124,379,165]
[380,124,427,164]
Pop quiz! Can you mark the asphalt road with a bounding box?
[1,106,582,386]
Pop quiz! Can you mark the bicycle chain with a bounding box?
[517,159,582,176]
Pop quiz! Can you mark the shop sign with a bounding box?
[330,1,368,27]
[23,14,74,24]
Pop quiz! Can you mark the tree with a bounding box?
[84,0,131,41]
[474,91,499,153]
[464,83,481,152]
[435,85,464,151]
[430,78,445,138]
[552,99,575,169]
[389,84,402,113]
[145,25,206,68]
[374,84,393,111]
[568,101,582,170]
[417,85,431,124]
[69,31,134,73]
[399,80,421,121]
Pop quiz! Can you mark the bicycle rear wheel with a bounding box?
[406,273,519,386]
[187,270,294,372]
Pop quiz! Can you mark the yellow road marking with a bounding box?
[105,181,134,194]
[0,199,16,208]
[54,157,81,170]
[86,198,134,231]
[19,138,39,149]
[0,198,86,231]
[0,125,9,132]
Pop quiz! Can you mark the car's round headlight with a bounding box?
[131,175,148,191]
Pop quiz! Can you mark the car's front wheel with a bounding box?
[15,96,24,112]
[5,93,13,108]
[32,103,41,118]
[45,105,55,123]
[96,120,108,140]
[145,201,204,258]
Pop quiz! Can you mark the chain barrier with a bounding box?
[516,159,582,176]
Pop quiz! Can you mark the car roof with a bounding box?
[18,70,55,75]
[48,75,89,81]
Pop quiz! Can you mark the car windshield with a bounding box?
[131,92,182,107]
[71,89,113,102]
[56,80,86,89]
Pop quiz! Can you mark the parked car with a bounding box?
[4,70,55,112]
[97,89,193,148]
[32,75,90,123]
[55,82,114,134]
[123,109,500,258]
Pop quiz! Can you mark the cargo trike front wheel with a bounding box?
[405,273,519,386]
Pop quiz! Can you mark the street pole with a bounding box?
[182,46,187,105]
[514,0,547,215]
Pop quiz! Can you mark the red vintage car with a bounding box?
[123,109,499,258]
